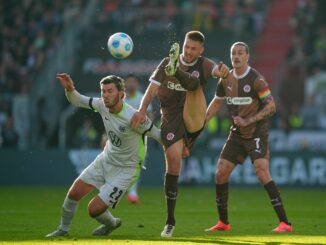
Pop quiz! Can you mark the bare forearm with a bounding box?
[206,98,223,122]
[139,84,157,113]
[139,93,154,113]
[247,99,276,124]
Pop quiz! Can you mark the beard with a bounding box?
[104,95,119,108]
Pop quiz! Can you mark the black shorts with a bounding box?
[185,124,205,150]
[220,132,269,164]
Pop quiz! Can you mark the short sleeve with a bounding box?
[254,76,273,103]
[89,97,103,112]
[134,116,153,134]
[149,58,169,85]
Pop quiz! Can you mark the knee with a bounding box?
[255,167,271,184]
[215,167,229,184]
[166,158,181,175]
[167,164,180,175]
[215,169,228,184]
[67,189,81,201]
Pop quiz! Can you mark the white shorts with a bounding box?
[79,152,140,208]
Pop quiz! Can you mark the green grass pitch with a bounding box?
[0,186,325,244]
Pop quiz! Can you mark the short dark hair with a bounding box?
[100,75,125,92]
[231,42,250,54]
[185,31,205,44]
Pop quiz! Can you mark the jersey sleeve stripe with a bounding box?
[89,97,95,111]
[214,95,225,100]
[142,122,154,143]
[149,78,161,85]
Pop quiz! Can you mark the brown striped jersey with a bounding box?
[215,66,273,139]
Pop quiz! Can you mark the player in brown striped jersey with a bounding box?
[131,31,228,237]
[205,42,292,233]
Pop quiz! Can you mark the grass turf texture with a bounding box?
[0,186,325,245]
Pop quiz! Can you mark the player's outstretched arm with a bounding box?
[131,82,159,129]
[206,97,223,123]
[56,73,75,92]
[56,73,92,110]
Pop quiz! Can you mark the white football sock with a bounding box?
[59,197,79,232]
[95,210,116,226]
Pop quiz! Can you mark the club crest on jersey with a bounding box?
[243,85,251,93]
[191,70,200,78]
[166,132,175,141]
[118,126,126,132]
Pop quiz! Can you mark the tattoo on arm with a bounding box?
[251,98,276,124]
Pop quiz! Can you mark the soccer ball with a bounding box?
[107,32,133,59]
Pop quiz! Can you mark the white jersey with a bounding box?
[66,90,161,167]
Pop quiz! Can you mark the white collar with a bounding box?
[233,66,251,79]
[179,54,199,66]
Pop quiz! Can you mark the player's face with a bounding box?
[231,45,249,69]
[182,38,204,63]
[101,83,122,108]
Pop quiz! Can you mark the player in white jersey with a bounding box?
[124,74,154,204]
[46,73,161,238]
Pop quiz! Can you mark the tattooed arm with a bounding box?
[233,76,276,127]
[233,97,276,127]
[234,96,275,126]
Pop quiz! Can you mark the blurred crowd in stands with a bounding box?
[98,0,267,38]
[278,0,326,132]
[0,0,325,149]
[0,0,84,149]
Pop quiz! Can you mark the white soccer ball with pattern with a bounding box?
[107,32,133,59]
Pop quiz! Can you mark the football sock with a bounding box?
[264,180,289,224]
[216,183,229,224]
[128,179,139,196]
[94,210,116,226]
[59,197,79,231]
[164,173,179,226]
[175,69,200,91]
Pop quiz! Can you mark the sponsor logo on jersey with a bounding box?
[243,85,251,93]
[166,132,175,141]
[167,81,187,91]
[226,97,253,105]
[191,70,200,78]
[108,131,121,147]
[118,126,126,132]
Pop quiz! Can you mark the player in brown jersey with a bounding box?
[131,31,228,237]
[205,42,293,233]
